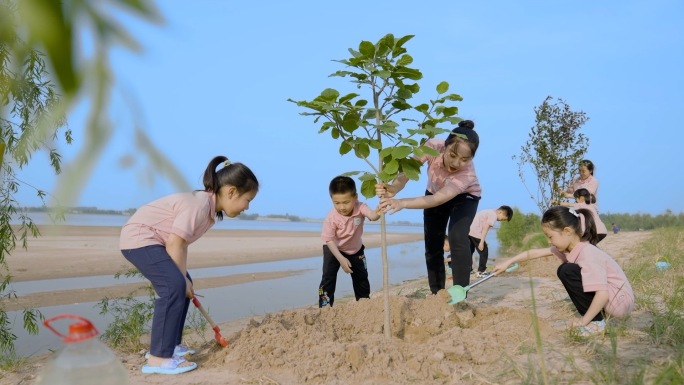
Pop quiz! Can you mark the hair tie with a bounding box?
[569,208,586,233]
[223,159,231,168]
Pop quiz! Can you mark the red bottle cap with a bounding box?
[44,314,99,343]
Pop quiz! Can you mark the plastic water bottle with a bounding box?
[34,314,129,385]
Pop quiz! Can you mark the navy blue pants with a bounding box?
[318,245,369,307]
[121,245,191,358]
[423,191,479,293]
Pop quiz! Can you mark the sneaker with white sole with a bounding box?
[576,319,606,336]
[145,344,196,359]
[476,271,491,278]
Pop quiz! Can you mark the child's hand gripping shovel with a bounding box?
[447,263,519,305]
[192,295,229,347]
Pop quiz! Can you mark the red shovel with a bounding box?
[192,295,228,347]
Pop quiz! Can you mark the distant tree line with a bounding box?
[21,206,136,216]
[496,208,684,256]
[599,210,684,231]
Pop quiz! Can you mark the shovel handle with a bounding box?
[192,296,229,347]
[468,263,519,289]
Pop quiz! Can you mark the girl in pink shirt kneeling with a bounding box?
[493,206,634,336]
[120,156,259,374]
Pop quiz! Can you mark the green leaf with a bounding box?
[396,88,413,99]
[391,100,412,111]
[384,159,399,174]
[320,88,340,101]
[348,48,361,58]
[338,93,359,104]
[359,40,375,57]
[441,106,458,117]
[396,54,413,66]
[392,146,412,159]
[436,81,449,94]
[401,159,423,180]
[354,142,370,159]
[339,141,352,155]
[355,99,368,107]
[359,172,377,181]
[380,147,393,159]
[342,113,359,132]
[394,67,422,80]
[415,103,429,113]
[375,70,392,79]
[378,170,393,183]
[369,139,382,150]
[360,179,376,199]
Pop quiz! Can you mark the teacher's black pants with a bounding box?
[423,191,479,293]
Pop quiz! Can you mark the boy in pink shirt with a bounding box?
[493,206,634,336]
[319,176,380,307]
[468,205,513,277]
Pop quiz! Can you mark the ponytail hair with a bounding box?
[202,156,259,220]
[542,205,599,245]
[444,120,479,157]
[573,188,591,203]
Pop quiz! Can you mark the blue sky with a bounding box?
[16,0,684,224]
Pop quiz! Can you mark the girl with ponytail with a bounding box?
[120,156,258,374]
[492,206,634,336]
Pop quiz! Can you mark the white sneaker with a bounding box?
[476,271,491,278]
[577,320,606,336]
[145,344,196,359]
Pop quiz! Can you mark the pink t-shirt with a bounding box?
[416,139,481,197]
[321,201,374,254]
[570,175,599,198]
[120,191,217,249]
[551,242,634,317]
[573,202,607,235]
[468,209,496,239]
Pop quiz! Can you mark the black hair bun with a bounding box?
[458,120,475,130]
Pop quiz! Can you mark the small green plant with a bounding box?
[0,350,30,371]
[97,268,155,352]
[184,307,209,345]
[290,33,463,338]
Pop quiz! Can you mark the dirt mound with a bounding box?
[197,291,552,385]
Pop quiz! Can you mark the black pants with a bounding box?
[318,245,369,307]
[557,263,604,322]
[468,236,489,272]
[424,191,479,293]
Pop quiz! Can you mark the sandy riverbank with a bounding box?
[2,230,671,385]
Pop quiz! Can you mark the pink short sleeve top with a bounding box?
[416,139,481,198]
[468,209,497,238]
[570,175,599,197]
[321,201,374,254]
[120,191,217,249]
[551,242,634,317]
[574,202,607,235]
